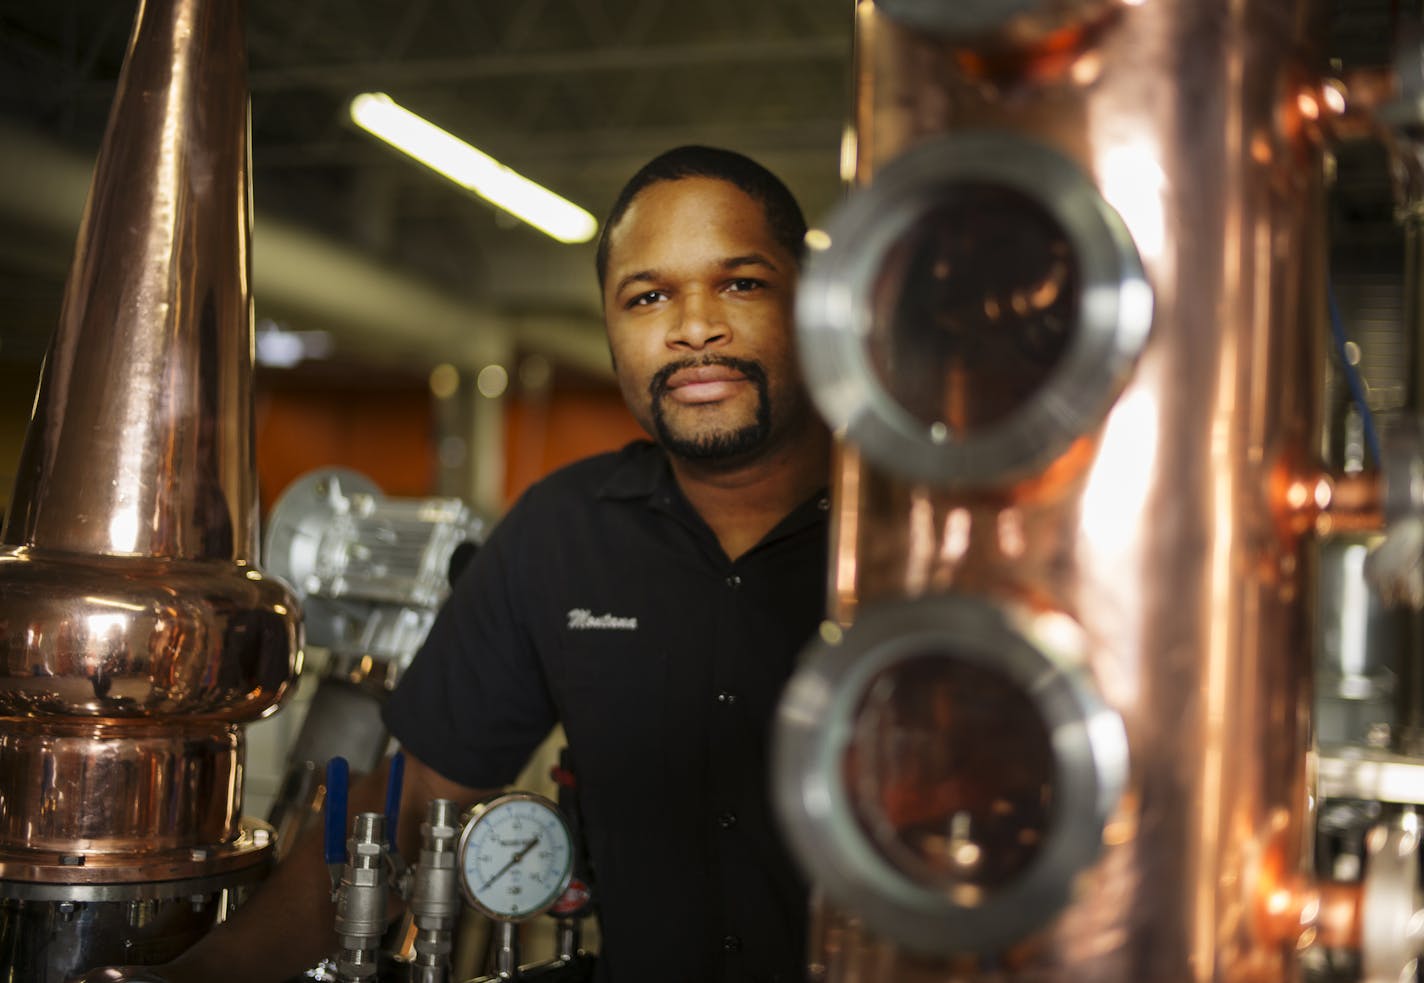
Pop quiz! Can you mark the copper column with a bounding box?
[777,0,1339,979]
[0,0,301,978]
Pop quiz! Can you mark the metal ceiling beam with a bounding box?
[256,122,843,169]
[248,37,847,90]
[0,119,612,377]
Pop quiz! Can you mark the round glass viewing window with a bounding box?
[845,652,1057,903]
[797,132,1153,486]
[868,185,1079,440]
[772,596,1129,954]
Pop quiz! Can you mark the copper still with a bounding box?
[775,1,1424,981]
[0,0,301,978]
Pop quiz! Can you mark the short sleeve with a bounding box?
[382,495,557,788]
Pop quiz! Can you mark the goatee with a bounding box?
[648,354,771,461]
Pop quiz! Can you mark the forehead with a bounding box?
[603,176,789,277]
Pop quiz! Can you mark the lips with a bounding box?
[662,364,748,404]
[649,355,768,412]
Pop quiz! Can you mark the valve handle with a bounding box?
[384,750,405,852]
[324,756,349,867]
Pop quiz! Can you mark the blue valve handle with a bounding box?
[384,750,405,852]
[324,757,350,867]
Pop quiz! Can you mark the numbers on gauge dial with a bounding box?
[458,795,573,921]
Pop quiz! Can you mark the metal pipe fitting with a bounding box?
[409,799,461,983]
[334,813,388,983]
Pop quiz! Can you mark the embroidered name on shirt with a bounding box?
[567,608,639,631]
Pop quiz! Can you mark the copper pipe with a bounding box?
[0,0,299,915]
[1321,69,1395,143]
[1313,881,1364,950]
[1251,833,1362,953]
[1256,878,1362,952]
[1271,468,1383,536]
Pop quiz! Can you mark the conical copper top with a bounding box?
[3,0,256,561]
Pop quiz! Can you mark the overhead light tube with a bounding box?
[350,92,598,244]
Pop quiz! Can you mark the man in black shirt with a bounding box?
[160,146,830,982]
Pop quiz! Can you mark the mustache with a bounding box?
[648,354,768,400]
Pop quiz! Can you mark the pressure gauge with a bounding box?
[456,792,574,921]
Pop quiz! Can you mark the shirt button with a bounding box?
[722,934,742,952]
[716,690,738,706]
[724,574,742,588]
[717,812,738,829]
[817,496,830,510]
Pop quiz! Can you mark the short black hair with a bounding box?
[595,145,808,290]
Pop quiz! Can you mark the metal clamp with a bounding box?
[1362,813,1424,983]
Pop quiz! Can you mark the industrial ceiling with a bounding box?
[0,0,854,377]
[0,0,1406,383]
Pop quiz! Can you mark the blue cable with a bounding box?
[1327,280,1384,466]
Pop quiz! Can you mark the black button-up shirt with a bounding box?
[385,441,828,982]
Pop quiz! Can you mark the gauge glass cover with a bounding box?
[457,793,574,921]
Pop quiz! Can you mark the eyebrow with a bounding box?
[612,253,782,298]
[721,252,781,274]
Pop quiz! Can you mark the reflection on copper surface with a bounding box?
[1323,68,1396,143]
[1078,386,1158,557]
[0,0,299,922]
[1097,140,1167,264]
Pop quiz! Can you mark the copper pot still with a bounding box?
[0,0,301,978]
[775,1,1424,981]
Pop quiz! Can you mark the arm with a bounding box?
[155,752,496,983]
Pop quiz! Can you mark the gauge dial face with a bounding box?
[457,793,574,921]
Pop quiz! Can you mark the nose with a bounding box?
[667,290,728,351]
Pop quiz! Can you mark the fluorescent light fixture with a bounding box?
[350,92,598,245]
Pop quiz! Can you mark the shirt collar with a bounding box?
[596,440,829,548]
[595,440,671,502]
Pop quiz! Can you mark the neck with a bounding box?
[668,421,830,561]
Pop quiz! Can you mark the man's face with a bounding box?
[602,176,805,465]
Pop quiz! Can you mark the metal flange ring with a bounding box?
[797,131,1152,487]
[773,595,1127,954]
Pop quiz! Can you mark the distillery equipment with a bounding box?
[774,0,1424,981]
[261,468,484,852]
[316,775,593,983]
[0,0,302,979]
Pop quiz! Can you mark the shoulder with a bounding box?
[464,441,662,595]
[514,440,663,511]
